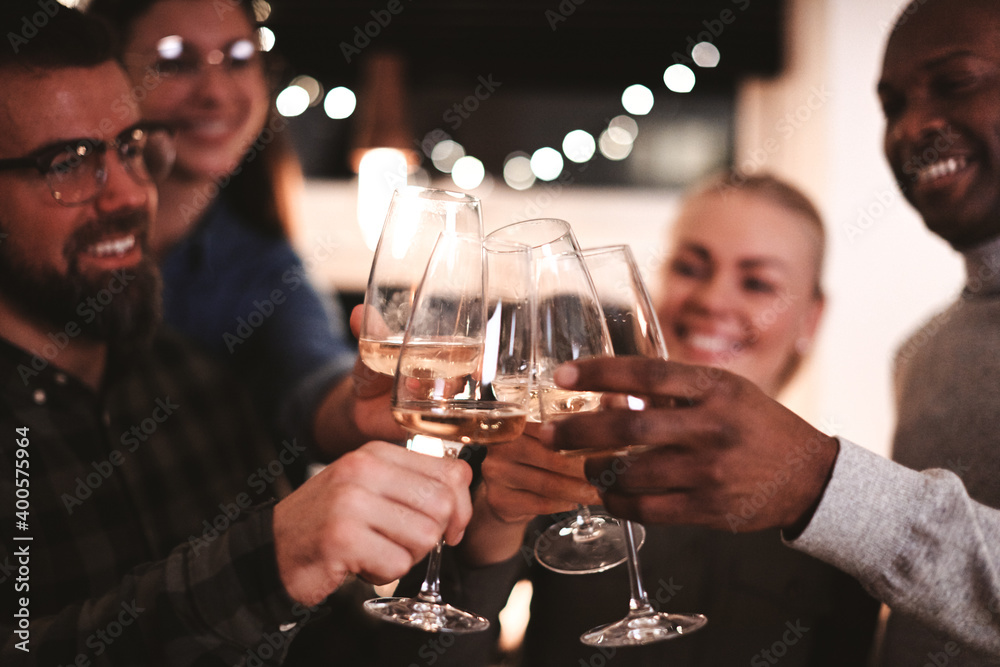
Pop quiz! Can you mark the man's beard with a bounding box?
[0,209,162,351]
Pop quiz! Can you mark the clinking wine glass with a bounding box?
[363,234,532,633]
[530,247,641,575]
[359,186,484,376]
[358,186,484,454]
[577,245,708,647]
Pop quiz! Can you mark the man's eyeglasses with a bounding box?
[0,123,176,206]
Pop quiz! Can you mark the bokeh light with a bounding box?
[530,147,564,181]
[276,85,310,117]
[323,86,356,119]
[692,41,721,68]
[598,129,633,161]
[451,156,486,189]
[621,84,654,115]
[503,153,536,190]
[663,64,696,93]
[431,140,466,173]
[257,26,275,52]
[290,75,323,106]
[562,130,596,164]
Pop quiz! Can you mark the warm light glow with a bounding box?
[664,64,696,93]
[291,75,323,106]
[324,86,357,119]
[599,129,633,161]
[252,0,272,22]
[621,84,654,115]
[257,26,276,52]
[498,580,534,654]
[357,149,408,251]
[430,140,465,173]
[530,147,563,181]
[608,115,639,143]
[692,41,721,68]
[562,129,596,164]
[451,156,485,190]
[503,153,536,190]
[276,85,310,117]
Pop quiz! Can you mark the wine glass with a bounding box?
[363,233,532,633]
[577,245,708,647]
[358,186,484,455]
[359,186,484,376]
[530,247,640,575]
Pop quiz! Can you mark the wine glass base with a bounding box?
[580,611,708,647]
[534,515,645,574]
[363,597,490,634]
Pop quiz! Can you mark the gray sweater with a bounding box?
[790,235,1000,664]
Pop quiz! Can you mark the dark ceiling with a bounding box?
[265,0,785,91]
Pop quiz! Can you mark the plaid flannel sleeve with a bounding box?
[1,502,306,666]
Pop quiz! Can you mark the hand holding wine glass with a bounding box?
[363,233,532,633]
[576,245,707,647]
[531,247,642,575]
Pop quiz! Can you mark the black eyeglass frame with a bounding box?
[0,122,175,206]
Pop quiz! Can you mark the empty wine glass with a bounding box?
[487,219,639,574]
[530,247,640,575]
[363,233,533,633]
[577,245,708,647]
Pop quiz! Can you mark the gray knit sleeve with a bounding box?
[786,438,1000,656]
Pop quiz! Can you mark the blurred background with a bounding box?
[81,0,965,458]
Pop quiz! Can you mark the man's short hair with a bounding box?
[1,2,116,71]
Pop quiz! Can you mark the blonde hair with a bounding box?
[682,170,826,300]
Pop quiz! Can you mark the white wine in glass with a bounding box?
[359,186,484,376]
[364,234,533,633]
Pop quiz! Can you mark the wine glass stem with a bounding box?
[409,438,463,607]
[417,540,444,605]
[573,504,598,539]
[624,520,654,614]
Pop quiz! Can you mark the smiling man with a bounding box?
[873,1,1000,664]
[534,0,1000,661]
[0,6,472,664]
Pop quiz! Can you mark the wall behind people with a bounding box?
[735,0,964,454]
[292,0,962,458]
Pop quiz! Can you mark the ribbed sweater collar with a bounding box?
[962,233,1000,298]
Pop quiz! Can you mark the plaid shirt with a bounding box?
[0,331,305,666]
